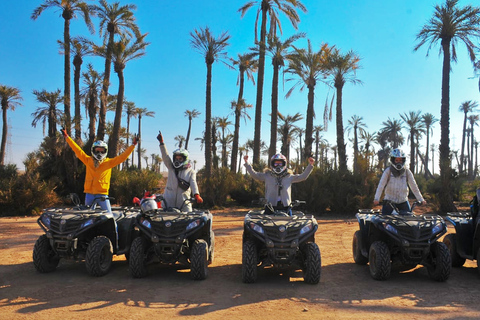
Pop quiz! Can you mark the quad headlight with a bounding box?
[300,223,313,235]
[249,222,264,234]
[140,217,152,229]
[81,218,95,229]
[383,222,398,235]
[41,215,51,228]
[431,223,444,235]
[186,219,200,231]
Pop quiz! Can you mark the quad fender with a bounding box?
[91,218,118,253]
[446,212,474,257]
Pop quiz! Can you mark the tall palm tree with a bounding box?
[93,0,140,141]
[360,130,377,170]
[421,112,438,177]
[32,0,94,136]
[265,33,305,159]
[31,89,64,138]
[184,109,201,150]
[81,63,102,146]
[467,114,479,178]
[135,107,155,170]
[431,143,437,175]
[190,26,231,179]
[313,125,324,165]
[400,111,426,172]
[414,0,480,212]
[285,41,331,163]
[109,33,149,157]
[346,115,367,174]
[217,116,232,168]
[326,47,362,172]
[231,52,257,172]
[458,100,478,173]
[380,118,404,149]
[123,100,137,168]
[239,0,307,165]
[0,85,22,165]
[174,135,186,149]
[277,112,303,161]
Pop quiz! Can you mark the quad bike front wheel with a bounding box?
[242,240,258,283]
[85,236,113,277]
[33,234,60,273]
[129,237,148,278]
[352,230,368,265]
[443,234,466,267]
[191,239,208,280]
[427,242,451,282]
[302,242,321,284]
[369,241,391,280]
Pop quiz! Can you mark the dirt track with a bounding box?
[1,209,480,320]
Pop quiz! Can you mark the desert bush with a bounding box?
[110,168,162,206]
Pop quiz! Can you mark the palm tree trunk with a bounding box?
[335,85,347,172]
[470,126,475,179]
[231,71,245,173]
[109,68,124,157]
[460,114,467,173]
[137,115,142,170]
[425,126,430,175]
[0,104,7,165]
[63,17,72,135]
[410,133,415,172]
[304,85,315,162]
[269,63,279,159]
[205,62,213,178]
[73,55,82,141]
[97,32,114,141]
[439,40,457,212]
[185,118,192,150]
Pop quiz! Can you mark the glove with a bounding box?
[157,131,164,145]
[133,133,139,145]
[60,128,68,138]
[194,194,203,204]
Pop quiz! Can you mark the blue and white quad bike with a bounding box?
[443,207,480,274]
[129,194,214,280]
[353,201,451,281]
[33,194,140,276]
[242,200,321,284]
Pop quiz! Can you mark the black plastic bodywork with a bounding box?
[446,212,480,260]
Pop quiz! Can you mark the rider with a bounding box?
[157,131,203,212]
[373,148,425,214]
[61,129,138,213]
[244,153,314,214]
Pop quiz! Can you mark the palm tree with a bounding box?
[32,0,94,136]
[217,116,232,168]
[326,47,362,172]
[109,33,149,157]
[458,100,478,173]
[346,115,367,174]
[380,118,404,149]
[135,107,155,170]
[31,89,64,138]
[174,135,186,148]
[285,41,331,163]
[190,26,231,179]
[265,33,305,159]
[400,111,426,172]
[231,52,257,172]
[360,130,377,170]
[239,0,307,165]
[431,143,437,175]
[184,109,201,150]
[123,100,137,168]
[93,0,141,141]
[421,112,438,176]
[81,63,102,146]
[467,114,479,178]
[313,125,324,165]
[414,0,480,212]
[0,85,23,165]
[277,112,303,161]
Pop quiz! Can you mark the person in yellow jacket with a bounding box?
[61,128,138,213]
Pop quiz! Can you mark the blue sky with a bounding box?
[1,0,479,172]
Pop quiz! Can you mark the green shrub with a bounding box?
[110,168,162,206]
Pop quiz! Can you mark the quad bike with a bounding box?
[443,206,480,274]
[242,200,321,284]
[129,193,214,280]
[33,194,140,276]
[353,201,451,281]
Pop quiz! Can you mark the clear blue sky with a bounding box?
[1,0,479,172]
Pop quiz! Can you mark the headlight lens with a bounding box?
[383,223,398,235]
[81,218,94,229]
[140,217,151,229]
[432,223,443,234]
[41,215,51,228]
[186,219,200,231]
[250,222,264,234]
[300,223,312,235]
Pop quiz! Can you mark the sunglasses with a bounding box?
[94,148,106,154]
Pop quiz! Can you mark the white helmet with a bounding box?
[270,153,287,174]
[140,198,158,212]
[91,140,108,161]
[390,148,406,171]
[172,149,189,169]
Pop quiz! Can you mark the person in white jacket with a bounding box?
[157,131,203,212]
[244,153,314,214]
[373,148,425,214]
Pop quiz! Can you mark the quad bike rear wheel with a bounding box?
[242,240,258,283]
[302,242,321,284]
[33,234,60,273]
[369,241,391,280]
[443,234,466,267]
[191,239,208,280]
[129,237,148,278]
[427,242,451,282]
[352,230,368,265]
[85,236,113,277]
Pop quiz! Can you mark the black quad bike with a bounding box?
[242,200,321,284]
[443,205,480,274]
[129,193,214,280]
[33,194,140,276]
[353,201,451,281]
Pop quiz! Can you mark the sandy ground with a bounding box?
[1,207,479,320]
